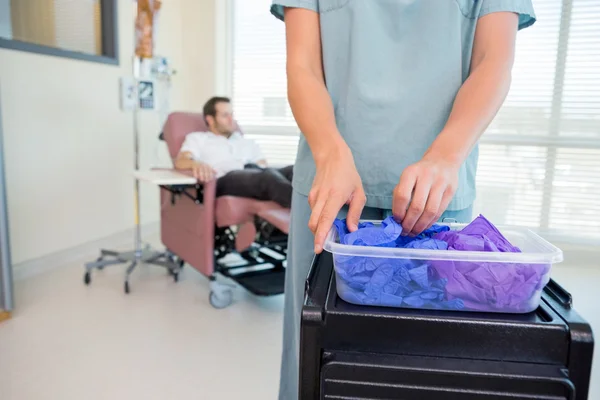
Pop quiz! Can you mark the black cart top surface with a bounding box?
[304,252,592,366]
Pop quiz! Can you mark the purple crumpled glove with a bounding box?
[431,215,549,312]
[434,214,521,253]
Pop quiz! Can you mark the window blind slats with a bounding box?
[232,0,600,243]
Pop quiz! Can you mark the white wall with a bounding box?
[0,0,12,39]
[0,0,218,265]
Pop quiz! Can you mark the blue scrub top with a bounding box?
[271,0,536,211]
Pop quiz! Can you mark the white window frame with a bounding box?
[215,0,234,97]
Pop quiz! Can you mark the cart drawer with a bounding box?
[320,351,574,400]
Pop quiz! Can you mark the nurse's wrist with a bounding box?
[423,145,464,169]
[312,137,350,166]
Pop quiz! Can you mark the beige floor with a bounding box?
[0,248,598,400]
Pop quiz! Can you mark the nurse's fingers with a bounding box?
[392,167,418,223]
[437,186,455,222]
[410,181,444,235]
[308,193,326,234]
[346,189,367,232]
[314,195,345,254]
[401,176,433,236]
[308,187,319,209]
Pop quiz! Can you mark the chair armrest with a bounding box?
[156,168,217,209]
[201,179,217,208]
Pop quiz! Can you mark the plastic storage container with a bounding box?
[323,221,563,313]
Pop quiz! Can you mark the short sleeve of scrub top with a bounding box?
[271,0,536,211]
[271,0,318,18]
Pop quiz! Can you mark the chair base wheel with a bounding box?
[84,272,91,285]
[124,281,130,294]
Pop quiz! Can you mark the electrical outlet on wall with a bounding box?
[120,76,136,111]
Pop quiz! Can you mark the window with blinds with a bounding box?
[232,0,299,167]
[231,0,600,245]
[54,0,103,55]
[473,0,600,245]
[0,0,116,62]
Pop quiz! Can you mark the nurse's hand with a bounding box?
[392,155,460,236]
[308,146,366,254]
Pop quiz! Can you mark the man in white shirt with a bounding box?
[174,96,293,208]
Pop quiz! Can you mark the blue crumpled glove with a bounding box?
[332,217,462,310]
[334,216,449,248]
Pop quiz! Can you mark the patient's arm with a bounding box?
[248,139,268,168]
[174,151,216,182]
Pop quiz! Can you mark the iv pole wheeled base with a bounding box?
[83,49,178,293]
[83,142,184,294]
[83,246,184,294]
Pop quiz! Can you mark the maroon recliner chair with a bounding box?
[159,112,290,308]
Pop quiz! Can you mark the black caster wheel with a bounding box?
[168,258,185,271]
[209,290,233,309]
[84,272,91,285]
[124,281,130,294]
[168,268,179,280]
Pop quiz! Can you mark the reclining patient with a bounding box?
[174,96,294,208]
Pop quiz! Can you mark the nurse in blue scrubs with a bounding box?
[270,1,536,398]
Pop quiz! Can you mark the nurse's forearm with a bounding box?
[287,67,348,163]
[425,12,518,166]
[284,7,348,165]
[425,60,512,165]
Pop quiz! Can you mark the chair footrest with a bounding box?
[223,267,285,296]
[257,208,290,234]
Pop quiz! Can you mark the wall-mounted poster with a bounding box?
[135,0,162,59]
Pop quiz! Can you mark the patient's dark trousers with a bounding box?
[216,165,294,208]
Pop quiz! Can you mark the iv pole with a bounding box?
[83,1,179,294]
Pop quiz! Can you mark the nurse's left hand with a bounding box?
[392,155,460,236]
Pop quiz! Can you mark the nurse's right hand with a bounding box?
[308,145,366,254]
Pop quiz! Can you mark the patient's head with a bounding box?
[203,96,235,137]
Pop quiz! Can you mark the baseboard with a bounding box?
[13,222,160,281]
[0,310,10,323]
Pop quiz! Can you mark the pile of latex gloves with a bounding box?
[332,215,550,312]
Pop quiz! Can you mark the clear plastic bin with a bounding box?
[323,221,563,314]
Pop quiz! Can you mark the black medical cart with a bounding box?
[300,252,595,399]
